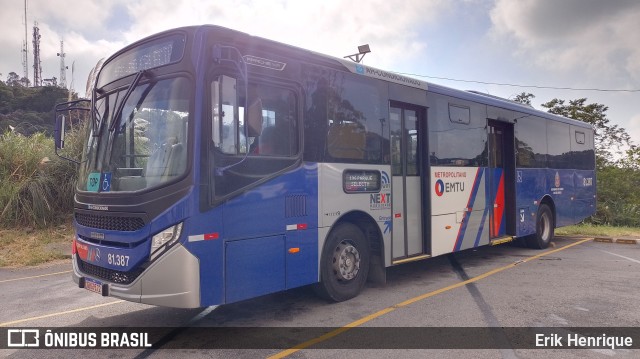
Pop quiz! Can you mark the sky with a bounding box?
[1,0,639,145]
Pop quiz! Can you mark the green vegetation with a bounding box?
[0,75,87,229]
[0,76,70,135]
[0,76,85,267]
[556,224,640,238]
[0,223,73,267]
[0,123,86,228]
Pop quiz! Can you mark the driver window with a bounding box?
[208,76,300,201]
[247,85,297,157]
[211,77,297,157]
[212,75,246,154]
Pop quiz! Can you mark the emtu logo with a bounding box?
[435,179,445,196]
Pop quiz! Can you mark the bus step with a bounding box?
[392,254,431,265]
[490,236,515,246]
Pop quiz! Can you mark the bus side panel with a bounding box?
[223,164,319,303]
[548,169,575,227]
[317,163,392,268]
[573,169,596,222]
[515,168,546,237]
[222,229,320,304]
[223,164,319,240]
[183,207,225,306]
[225,235,285,303]
[286,228,319,289]
[570,125,596,223]
[515,167,594,236]
[430,166,489,257]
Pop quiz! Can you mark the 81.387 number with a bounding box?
[108,253,129,267]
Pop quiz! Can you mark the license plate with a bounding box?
[84,278,103,295]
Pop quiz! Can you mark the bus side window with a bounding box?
[248,86,297,157]
[327,122,366,160]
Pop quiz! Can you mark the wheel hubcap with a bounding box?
[540,212,551,241]
[332,240,360,281]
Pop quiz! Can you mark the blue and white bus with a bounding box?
[55,25,596,308]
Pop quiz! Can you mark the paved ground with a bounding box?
[1,236,639,359]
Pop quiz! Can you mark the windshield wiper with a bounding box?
[105,70,155,166]
[110,70,148,132]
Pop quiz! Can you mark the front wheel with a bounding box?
[526,203,554,249]
[315,223,370,302]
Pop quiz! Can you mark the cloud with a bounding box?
[1,0,449,91]
[0,0,126,87]
[121,0,448,69]
[489,0,640,86]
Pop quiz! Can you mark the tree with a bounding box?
[6,72,22,87]
[0,82,15,113]
[0,75,72,136]
[512,92,535,105]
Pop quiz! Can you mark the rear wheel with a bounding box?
[315,223,369,302]
[526,203,554,249]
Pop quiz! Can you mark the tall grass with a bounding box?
[0,121,87,228]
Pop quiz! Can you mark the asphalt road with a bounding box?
[1,236,639,359]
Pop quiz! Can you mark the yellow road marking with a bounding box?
[0,300,125,327]
[268,238,591,359]
[0,270,72,284]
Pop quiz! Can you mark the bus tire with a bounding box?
[526,203,554,249]
[315,223,370,302]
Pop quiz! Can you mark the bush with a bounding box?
[590,165,640,227]
[0,121,86,228]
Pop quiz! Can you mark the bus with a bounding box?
[54,25,596,308]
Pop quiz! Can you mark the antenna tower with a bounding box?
[22,0,29,85]
[68,60,75,100]
[57,41,67,88]
[32,21,42,87]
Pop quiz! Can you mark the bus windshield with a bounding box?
[77,76,191,193]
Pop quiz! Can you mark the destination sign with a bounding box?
[343,170,381,193]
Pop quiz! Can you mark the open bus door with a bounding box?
[488,120,516,241]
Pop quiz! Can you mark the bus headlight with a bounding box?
[150,222,183,260]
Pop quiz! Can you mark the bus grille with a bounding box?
[75,213,145,231]
[77,258,144,285]
[285,195,307,217]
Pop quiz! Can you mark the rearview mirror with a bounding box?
[247,98,263,137]
[53,98,91,164]
[54,115,66,149]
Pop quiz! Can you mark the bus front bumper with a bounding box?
[72,243,201,308]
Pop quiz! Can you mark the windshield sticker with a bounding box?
[101,173,112,192]
[87,173,101,192]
